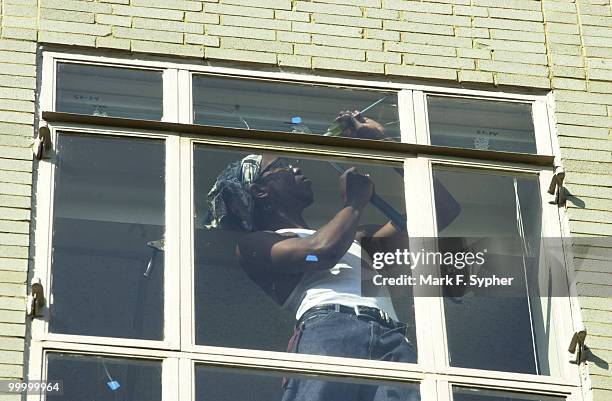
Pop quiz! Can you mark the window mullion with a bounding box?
[179,136,195,351]
[413,90,429,145]
[162,357,180,401]
[177,70,192,125]
[398,89,416,143]
[436,379,453,401]
[179,358,194,401]
[165,135,182,350]
[404,156,449,372]
[162,69,179,123]
[418,377,440,401]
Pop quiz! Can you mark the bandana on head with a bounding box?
[205,154,263,231]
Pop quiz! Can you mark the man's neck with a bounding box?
[264,210,308,231]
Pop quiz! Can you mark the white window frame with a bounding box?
[26,50,587,401]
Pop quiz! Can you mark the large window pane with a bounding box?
[56,63,163,120]
[428,96,537,153]
[49,134,165,340]
[193,76,400,141]
[193,145,416,364]
[453,387,564,401]
[433,167,546,374]
[47,353,161,401]
[196,365,420,401]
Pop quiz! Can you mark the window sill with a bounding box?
[42,111,555,167]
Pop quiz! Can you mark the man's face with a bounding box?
[257,156,314,209]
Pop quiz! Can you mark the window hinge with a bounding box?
[547,165,566,206]
[568,329,587,365]
[33,123,51,160]
[26,278,45,318]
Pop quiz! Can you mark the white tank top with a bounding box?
[277,228,399,322]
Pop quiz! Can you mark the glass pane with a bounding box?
[193,75,400,141]
[433,167,546,374]
[196,365,420,401]
[50,134,165,340]
[428,96,537,153]
[453,387,564,401]
[56,63,163,120]
[194,145,416,364]
[47,353,161,401]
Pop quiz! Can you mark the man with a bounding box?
[206,112,418,400]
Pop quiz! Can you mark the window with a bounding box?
[56,63,163,120]
[195,366,420,401]
[192,75,400,140]
[434,168,543,374]
[29,52,583,401]
[426,96,537,153]
[452,387,565,401]
[193,147,417,357]
[47,354,162,400]
[49,134,165,340]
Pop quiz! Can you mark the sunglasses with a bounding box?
[259,157,296,178]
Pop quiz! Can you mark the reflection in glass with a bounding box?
[433,167,546,374]
[193,145,416,364]
[47,353,161,401]
[50,135,165,340]
[193,75,400,141]
[428,96,537,153]
[56,63,163,120]
[453,387,564,401]
[196,365,420,401]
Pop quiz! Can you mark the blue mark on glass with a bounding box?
[305,254,318,262]
[291,116,302,124]
[107,381,121,391]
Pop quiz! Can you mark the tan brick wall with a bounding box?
[0,0,610,399]
[0,20,36,394]
[553,3,612,399]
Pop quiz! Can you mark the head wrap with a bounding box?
[205,154,263,231]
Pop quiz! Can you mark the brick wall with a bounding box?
[0,0,610,399]
[0,1,36,387]
[551,3,612,400]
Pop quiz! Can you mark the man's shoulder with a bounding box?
[237,230,298,258]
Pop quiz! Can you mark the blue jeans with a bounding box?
[281,310,419,401]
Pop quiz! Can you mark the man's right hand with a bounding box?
[335,110,389,140]
[340,167,374,209]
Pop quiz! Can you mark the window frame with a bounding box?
[31,124,182,347]
[27,50,586,401]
